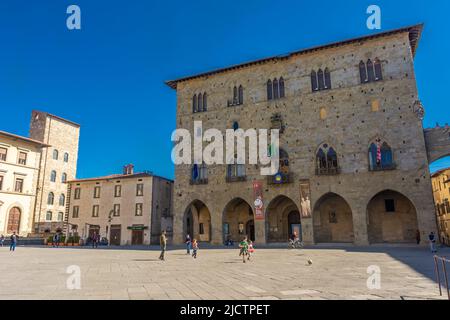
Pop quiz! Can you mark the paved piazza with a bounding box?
[0,245,448,300]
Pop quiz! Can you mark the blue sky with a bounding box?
[0,0,449,179]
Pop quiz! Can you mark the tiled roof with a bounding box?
[0,130,51,147]
[68,172,153,183]
[165,24,423,89]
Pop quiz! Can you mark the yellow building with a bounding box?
[432,168,450,245]
[0,131,49,236]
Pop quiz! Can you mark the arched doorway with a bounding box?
[266,196,301,242]
[7,207,21,234]
[183,200,212,243]
[313,193,354,243]
[367,190,418,243]
[223,198,255,243]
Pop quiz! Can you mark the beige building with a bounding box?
[67,165,173,245]
[29,111,80,234]
[167,25,450,246]
[432,168,450,245]
[0,131,49,236]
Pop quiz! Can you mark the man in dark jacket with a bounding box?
[159,230,167,261]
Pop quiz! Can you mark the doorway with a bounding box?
[132,229,144,245]
[7,207,21,234]
[110,225,121,245]
[246,220,255,242]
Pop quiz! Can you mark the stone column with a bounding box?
[352,205,369,246]
[255,219,266,245]
[301,218,314,245]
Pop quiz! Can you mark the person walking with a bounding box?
[247,241,255,261]
[10,232,18,252]
[0,235,4,247]
[91,232,97,249]
[192,239,198,259]
[415,230,421,245]
[159,230,167,261]
[185,234,192,255]
[429,232,437,253]
[95,233,100,248]
[239,237,249,263]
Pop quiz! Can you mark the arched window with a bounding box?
[367,59,375,82]
[273,78,279,99]
[202,93,207,111]
[197,93,203,112]
[369,140,394,171]
[374,58,383,81]
[238,85,244,104]
[46,211,52,221]
[324,68,331,89]
[233,86,238,104]
[316,144,339,175]
[48,192,54,205]
[311,70,318,91]
[53,149,59,160]
[317,69,325,90]
[57,212,64,222]
[64,153,69,163]
[59,194,65,206]
[50,170,57,182]
[61,173,67,183]
[359,61,367,83]
[267,80,273,100]
[279,77,285,98]
[193,94,197,113]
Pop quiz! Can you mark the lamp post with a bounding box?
[108,209,114,246]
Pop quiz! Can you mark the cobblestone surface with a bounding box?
[0,245,448,300]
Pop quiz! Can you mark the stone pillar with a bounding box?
[211,211,223,245]
[352,205,369,246]
[172,211,184,245]
[301,218,314,245]
[255,219,266,245]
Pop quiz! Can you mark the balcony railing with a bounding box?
[190,178,208,185]
[369,163,397,172]
[226,175,247,183]
[316,166,341,176]
[267,172,294,185]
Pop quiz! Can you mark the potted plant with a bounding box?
[73,236,80,246]
[47,235,53,246]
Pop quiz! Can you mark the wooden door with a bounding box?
[132,230,144,245]
[110,225,121,245]
[7,207,21,234]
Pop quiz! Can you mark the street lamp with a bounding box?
[108,209,114,246]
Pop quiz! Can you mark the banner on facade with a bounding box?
[253,181,265,221]
[299,179,312,218]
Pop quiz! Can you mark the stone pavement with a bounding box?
[0,245,448,300]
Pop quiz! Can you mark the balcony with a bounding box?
[226,175,247,183]
[267,172,294,185]
[190,178,208,185]
[316,166,341,176]
[369,163,397,172]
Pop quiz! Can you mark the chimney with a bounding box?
[123,164,134,175]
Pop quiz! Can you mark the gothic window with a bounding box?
[359,61,368,83]
[202,93,207,111]
[367,59,375,82]
[53,149,59,160]
[64,152,69,163]
[369,139,394,171]
[227,155,246,181]
[238,85,244,104]
[191,163,208,183]
[374,58,383,80]
[197,93,203,112]
[324,68,331,89]
[273,78,279,99]
[193,94,197,113]
[267,80,273,100]
[317,69,325,90]
[279,77,285,98]
[233,86,238,104]
[312,69,330,92]
[48,192,55,205]
[61,173,67,183]
[316,144,339,175]
[311,70,318,91]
